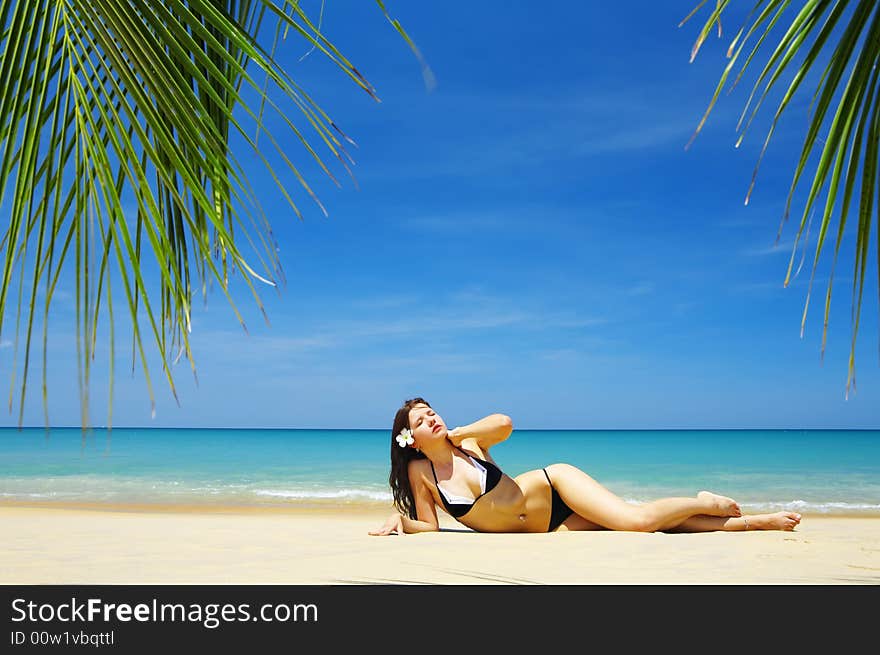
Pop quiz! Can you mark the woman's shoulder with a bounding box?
[407,457,433,481]
[407,458,443,504]
[457,438,496,465]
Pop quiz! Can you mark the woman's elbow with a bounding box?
[493,414,513,441]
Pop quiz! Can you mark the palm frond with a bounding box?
[0,0,427,428]
[683,0,880,397]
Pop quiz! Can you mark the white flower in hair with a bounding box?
[396,427,414,448]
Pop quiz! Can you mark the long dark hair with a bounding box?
[389,397,430,519]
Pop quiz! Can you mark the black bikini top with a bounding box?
[429,445,504,518]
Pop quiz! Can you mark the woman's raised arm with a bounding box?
[449,413,513,448]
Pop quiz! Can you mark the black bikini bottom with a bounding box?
[542,468,575,532]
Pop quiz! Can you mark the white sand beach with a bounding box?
[2,504,878,585]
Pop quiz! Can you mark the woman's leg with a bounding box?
[665,511,802,533]
[545,463,741,532]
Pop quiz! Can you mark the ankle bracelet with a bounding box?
[743,517,750,531]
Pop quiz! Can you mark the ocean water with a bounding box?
[1,427,878,515]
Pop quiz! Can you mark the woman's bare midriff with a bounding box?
[454,470,555,533]
[420,444,556,533]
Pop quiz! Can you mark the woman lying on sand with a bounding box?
[369,397,802,536]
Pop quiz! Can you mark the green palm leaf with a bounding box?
[0,0,428,428]
[684,0,880,398]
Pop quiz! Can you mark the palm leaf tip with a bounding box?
[685,0,880,392]
[0,0,427,427]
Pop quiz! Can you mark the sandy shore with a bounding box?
[2,504,878,584]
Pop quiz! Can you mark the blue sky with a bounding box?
[2,1,879,429]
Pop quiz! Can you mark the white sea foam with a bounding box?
[0,492,62,498]
[621,496,880,514]
[1,479,876,513]
[754,500,880,513]
[253,488,392,501]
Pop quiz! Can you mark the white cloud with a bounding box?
[361,86,697,181]
[741,239,798,257]
[538,348,581,361]
[348,295,417,310]
[193,300,607,358]
[626,281,655,296]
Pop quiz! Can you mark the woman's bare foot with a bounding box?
[746,511,802,531]
[698,490,742,517]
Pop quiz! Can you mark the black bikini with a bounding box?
[430,446,503,518]
[429,445,575,531]
[542,467,575,532]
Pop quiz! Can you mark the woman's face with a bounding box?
[407,403,448,447]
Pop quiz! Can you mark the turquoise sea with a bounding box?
[1,428,878,515]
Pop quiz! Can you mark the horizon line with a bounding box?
[1,425,878,432]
